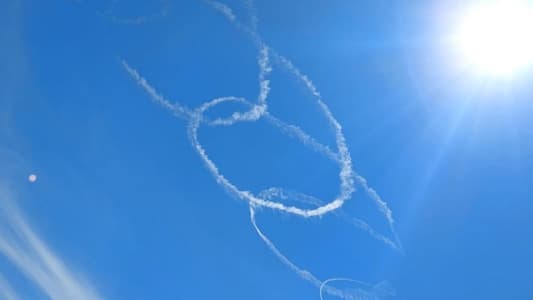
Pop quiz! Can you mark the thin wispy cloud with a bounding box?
[121,0,402,298]
[0,273,20,300]
[0,188,104,300]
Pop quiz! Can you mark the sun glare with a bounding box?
[454,1,533,76]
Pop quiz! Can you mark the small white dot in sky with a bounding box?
[28,174,37,183]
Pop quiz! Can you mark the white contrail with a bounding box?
[209,45,271,124]
[120,59,341,164]
[204,0,265,47]
[186,95,355,218]
[121,58,341,165]
[243,0,259,31]
[121,1,402,298]
[0,189,103,300]
[74,0,170,25]
[203,0,358,216]
[249,205,322,287]
[207,0,404,249]
[258,188,401,251]
[263,114,340,162]
[99,0,170,26]
[319,278,395,300]
[204,0,236,22]
[121,59,192,119]
[251,205,392,300]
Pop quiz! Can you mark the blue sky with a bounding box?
[1,0,533,299]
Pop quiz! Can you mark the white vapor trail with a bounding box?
[250,205,395,300]
[121,60,192,119]
[205,0,236,22]
[319,278,395,300]
[122,1,402,298]
[121,59,339,162]
[0,189,103,300]
[258,187,401,252]
[75,0,170,26]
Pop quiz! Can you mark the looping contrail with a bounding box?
[122,1,402,298]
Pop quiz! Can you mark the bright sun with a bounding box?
[454,1,533,76]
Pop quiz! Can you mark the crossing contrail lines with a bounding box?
[122,1,402,298]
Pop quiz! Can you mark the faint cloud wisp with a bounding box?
[0,187,104,300]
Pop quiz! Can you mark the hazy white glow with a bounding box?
[28,174,37,183]
[454,1,533,76]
